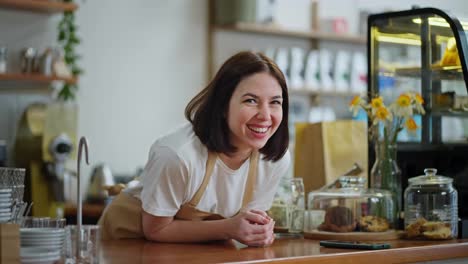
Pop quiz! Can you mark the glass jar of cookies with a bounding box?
[404,168,458,240]
[306,176,395,233]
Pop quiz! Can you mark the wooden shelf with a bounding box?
[214,22,367,44]
[0,0,77,13]
[0,73,77,84]
[289,88,360,97]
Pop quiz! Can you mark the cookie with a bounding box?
[359,215,390,232]
[421,221,450,232]
[423,226,452,239]
[405,218,427,238]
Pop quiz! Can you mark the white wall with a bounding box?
[75,0,207,177]
[0,0,208,183]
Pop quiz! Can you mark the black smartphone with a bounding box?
[319,240,391,250]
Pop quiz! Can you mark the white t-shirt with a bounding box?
[125,123,291,218]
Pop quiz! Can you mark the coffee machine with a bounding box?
[14,102,77,217]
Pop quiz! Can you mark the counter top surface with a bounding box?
[100,237,468,263]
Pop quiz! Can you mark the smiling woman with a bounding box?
[98,51,291,247]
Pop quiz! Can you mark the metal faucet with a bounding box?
[76,136,89,261]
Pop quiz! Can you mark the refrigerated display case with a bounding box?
[367,8,468,235]
[368,7,468,145]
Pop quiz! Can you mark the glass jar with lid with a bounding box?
[306,176,395,233]
[404,168,458,240]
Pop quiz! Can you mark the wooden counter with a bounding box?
[100,237,468,263]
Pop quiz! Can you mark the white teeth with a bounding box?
[249,126,268,133]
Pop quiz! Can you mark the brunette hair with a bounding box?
[185,51,289,161]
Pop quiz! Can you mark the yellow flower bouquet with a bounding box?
[349,92,425,223]
[350,92,425,144]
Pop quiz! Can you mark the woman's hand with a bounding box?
[226,209,276,247]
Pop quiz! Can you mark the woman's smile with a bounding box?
[247,124,270,138]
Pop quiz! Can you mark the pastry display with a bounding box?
[307,176,395,236]
[359,215,389,232]
[440,38,461,66]
[404,218,453,240]
[318,206,357,232]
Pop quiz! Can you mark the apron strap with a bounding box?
[188,151,216,207]
[188,150,259,208]
[241,151,259,208]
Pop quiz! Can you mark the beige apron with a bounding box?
[98,151,259,240]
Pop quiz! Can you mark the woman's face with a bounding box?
[226,72,283,153]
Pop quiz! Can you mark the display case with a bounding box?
[368,8,468,236]
[368,7,468,145]
[304,176,399,240]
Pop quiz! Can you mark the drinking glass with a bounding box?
[65,225,101,264]
[269,177,305,233]
[288,178,305,233]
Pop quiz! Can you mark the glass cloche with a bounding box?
[306,176,396,233]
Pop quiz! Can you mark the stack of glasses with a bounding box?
[0,167,29,224]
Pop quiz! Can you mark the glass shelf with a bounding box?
[391,65,463,80]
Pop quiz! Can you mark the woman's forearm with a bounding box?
[144,218,231,242]
[142,210,274,246]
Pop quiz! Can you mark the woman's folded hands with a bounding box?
[226,209,276,247]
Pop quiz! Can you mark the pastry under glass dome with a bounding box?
[306,176,396,233]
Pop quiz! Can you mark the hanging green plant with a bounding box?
[57,0,83,101]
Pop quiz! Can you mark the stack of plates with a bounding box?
[0,188,12,223]
[20,248,62,264]
[20,228,65,264]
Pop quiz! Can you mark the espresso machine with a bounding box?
[14,102,77,217]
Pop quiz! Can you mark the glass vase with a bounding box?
[370,142,402,226]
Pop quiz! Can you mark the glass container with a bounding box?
[307,176,395,232]
[404,168,458,239]
[268,177,305,233]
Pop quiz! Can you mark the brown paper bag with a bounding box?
[0,223,20,264]
[294,120,368,195]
